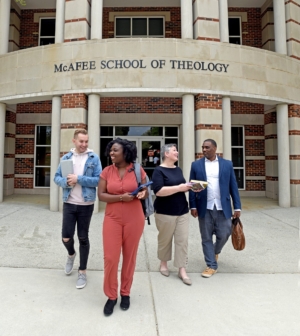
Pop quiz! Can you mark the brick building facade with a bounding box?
[0,0,300,209]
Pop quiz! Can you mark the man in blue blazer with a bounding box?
[189,139,241,278]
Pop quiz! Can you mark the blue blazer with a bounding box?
[189,156,241,219]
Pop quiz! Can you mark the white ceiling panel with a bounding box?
[228,0,266,7]
[15,0,56,9]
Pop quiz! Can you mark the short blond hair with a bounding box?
[73,129,88,139]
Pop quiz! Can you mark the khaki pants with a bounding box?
[154,212,189,268]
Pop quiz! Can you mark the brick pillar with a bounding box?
[4,108,16,196]
[194,94,222,159]
[64,0,91,42]
[9,4,21,52]
[60,93,88,155]
[288,104,300,206]
[286,0,300,60]
[193,0,220,41]
[264,108,278,199]
[261,1,274,51]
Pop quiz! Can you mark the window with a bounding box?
[231,126,245,189]
[35,126,51,187]
[115,17,164,38]
[228,17,242,45]
[39,18,55,46]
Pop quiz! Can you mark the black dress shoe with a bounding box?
[120,295,130,310]
[104,299,117,316]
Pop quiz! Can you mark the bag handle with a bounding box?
[232,217,241,226]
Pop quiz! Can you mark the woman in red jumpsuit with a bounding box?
[98,138,148,316]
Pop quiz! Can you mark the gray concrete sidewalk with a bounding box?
[1,195,300,336]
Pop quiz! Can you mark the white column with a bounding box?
[181,0,193,39]
[0,0,11,55]
[219,0,229,42]
[88,94,100,213]
[276,104,290,207]
[55,0,65,43]
[91,0,103,39]
[273,0,287,54]
[50,96,62,211]
[0,103,6,202]
[222,97,231,160]
[182,95,195,181]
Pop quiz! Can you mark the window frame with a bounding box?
[231,126,245,190]
[39,17,56,46]
[114,16,165,38]
[34,125,51,188]
[228,16,242,45]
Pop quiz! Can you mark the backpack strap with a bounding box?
[134,163,142,185]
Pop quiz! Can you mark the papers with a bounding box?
[130,181,153,196]
[190,180,208,191]
[60,159,74,177]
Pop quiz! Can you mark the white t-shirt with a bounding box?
[66,148,94,205]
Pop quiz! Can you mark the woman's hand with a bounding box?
[178,183,193,192]
[136,188,147,199]
[122,193,135,202]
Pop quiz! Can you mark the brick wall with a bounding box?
[100,97,182,113]
[4,109,16,195]
[231,101,264,114]
[229,7,262,48]
[19,9,56,49]
[14,124,35,189]
[288,104,300,118]
[232,101,265,191]
[5,110,16,124]
[103,7,181,39]
[15,158,34,175]
[17,101,52,113]
[194,94,223,159]
[14,178,33,189]
[195,94,223,110]
[15,138,34,155]
[62,94,88,110]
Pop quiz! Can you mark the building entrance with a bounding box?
[124,138,162,180]
[100,126,179,179]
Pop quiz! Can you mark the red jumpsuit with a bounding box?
[101,163,146,300]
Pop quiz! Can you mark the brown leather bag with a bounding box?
[231,217,246,251]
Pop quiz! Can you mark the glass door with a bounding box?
[139,139,162,180]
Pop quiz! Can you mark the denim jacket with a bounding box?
[54,151,102,202]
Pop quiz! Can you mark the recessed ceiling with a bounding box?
[228,0,267,7]
[14,0,267,10]
[14,0,56,9]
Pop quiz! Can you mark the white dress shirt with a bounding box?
[205,157,222,210]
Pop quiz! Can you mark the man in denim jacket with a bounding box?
[54,129,102,289]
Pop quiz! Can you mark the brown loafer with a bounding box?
[178,272,192,286]
[159,268,170,277]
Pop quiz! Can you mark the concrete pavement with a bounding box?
[0,195,300,336]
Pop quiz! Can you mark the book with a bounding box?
[190,180,208,191]
[60,159,74,177]
[130,181,153,196]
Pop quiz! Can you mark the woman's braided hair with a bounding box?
[105,138,137,164]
